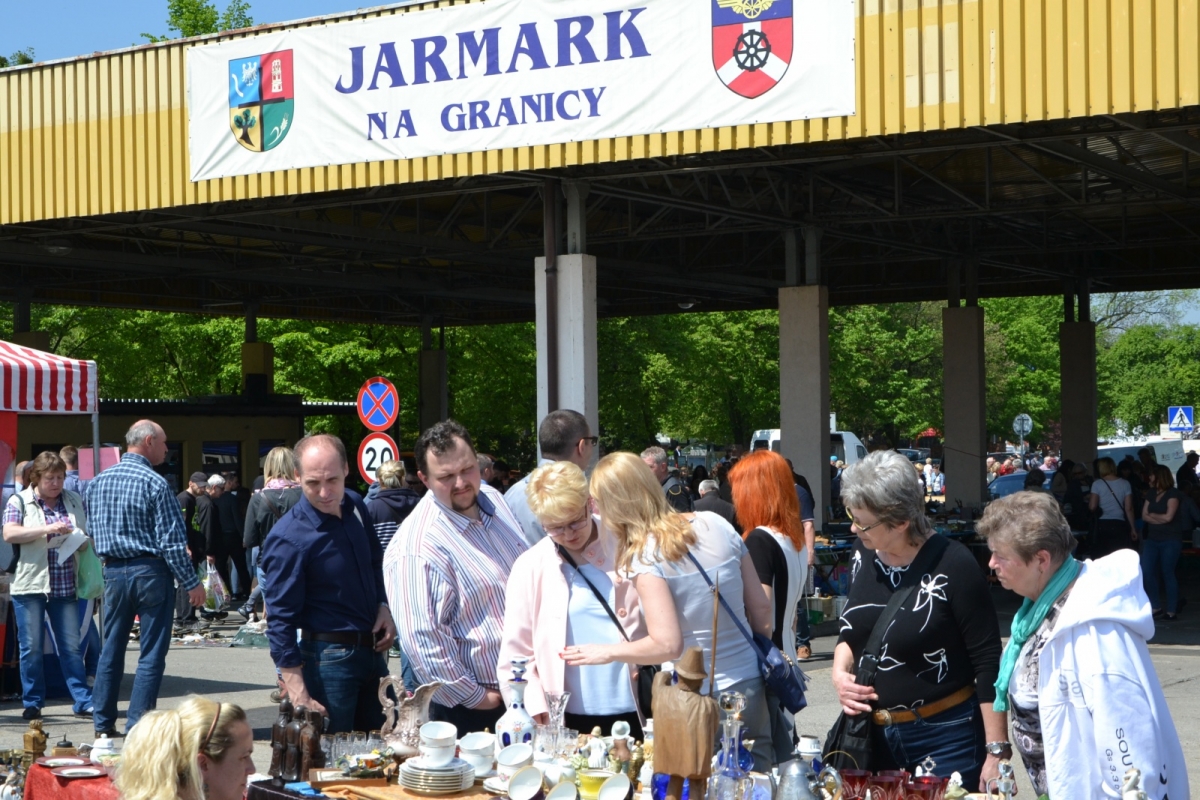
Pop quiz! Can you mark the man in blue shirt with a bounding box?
[59,445,89,498]
[261,434,397,734]
[86,420,204,736]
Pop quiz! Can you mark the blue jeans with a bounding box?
[875,696,985,790]
[93,558,177,733]
[244,547,264,612]
[11,594,93,713]
[298,638,389,734]
[1141,538,1183,613]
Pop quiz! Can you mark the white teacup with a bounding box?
[460,731,496,756]
[461,751,494,775]
[497,743,534,780]
[420,721,458,748]
[419,743,456,768]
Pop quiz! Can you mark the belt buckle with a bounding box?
[878,709,894,726]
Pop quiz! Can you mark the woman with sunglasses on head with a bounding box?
[833,450,1004,792]
[498,460,647,739]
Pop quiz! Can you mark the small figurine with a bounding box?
[630,742,646,787]
[283,705,306,782]
[612,735,632,775]
[269,699,294,781]
[22,719,47,769]
[587,727,609,769]
[0,769,20,800]
[300,709,325,779]
[1122,767,1150,800]
[651,647,718,800]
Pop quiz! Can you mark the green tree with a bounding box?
[1098,324,1200,436]
[0,48,35,69]
[142,0,253,42]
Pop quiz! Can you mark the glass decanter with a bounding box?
[708,692,754,800]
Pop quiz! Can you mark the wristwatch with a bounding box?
[985,741,1013,758]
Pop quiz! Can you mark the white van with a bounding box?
[1097,439,1187,472]
[749,428,868,466]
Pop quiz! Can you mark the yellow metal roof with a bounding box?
[3,0,1199,224]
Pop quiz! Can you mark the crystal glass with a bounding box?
[320,735,335,765]
[708,692,753,800]
[351,731,368,754]
[367,730,384,752]
[534,724,558,759]
[543,691,571,731]
[557,729,579,759]
[334,733,351,761]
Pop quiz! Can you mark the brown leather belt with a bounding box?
[871,685,975,726]
[301,630,376,648]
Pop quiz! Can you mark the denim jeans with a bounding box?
[298,638,389,734]
[11,594,93,713]
[93,557,177,733]
[874,696,985,790]
[243,547,264,612]
[1141,538,1184,613]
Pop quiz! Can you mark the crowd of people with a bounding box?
[0,418,1189,799]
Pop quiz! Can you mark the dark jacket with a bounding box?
[695,491,739,533]
[366,487,421,552]
[243,486,303,552]
[196,494,223,557]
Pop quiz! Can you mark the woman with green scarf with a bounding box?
[979,492,1186,799]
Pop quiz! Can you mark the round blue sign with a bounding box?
[357,377,399,432]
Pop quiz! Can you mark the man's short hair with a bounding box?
[640,446,667,466]
[477,453,494,473]
[538,410,590,459]
[207,474,226,488]
[125,420,159,448]
[698,479,719,495]
[293,434,348,474]
[59,445,79,469]
[415,419,475,475]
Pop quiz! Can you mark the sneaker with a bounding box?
[235,605,255,621]
[796,645,813,661]
[248,612,260,623]
[22,707,40,721]
[269,689,284,704]
[73,707,94,719]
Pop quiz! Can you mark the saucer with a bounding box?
[405,756,471,773]
[483,776,509,794]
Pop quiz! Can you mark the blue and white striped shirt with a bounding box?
[386,484,527,709]
[84,453,199,590]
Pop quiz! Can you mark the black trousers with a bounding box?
[564,709,643,742]
[430,701,505,734]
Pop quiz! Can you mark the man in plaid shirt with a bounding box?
[85,420,205,736]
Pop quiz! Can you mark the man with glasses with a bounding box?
[505,409,597,546]
[387,420,528,733]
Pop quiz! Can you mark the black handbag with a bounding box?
[555,545,660,714]
[3,495,26,574]
[821,535,949,770]
[685,552,809,714]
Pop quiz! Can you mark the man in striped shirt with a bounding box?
[386,420,528,733]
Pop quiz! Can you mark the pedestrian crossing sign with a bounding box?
[1168,405,1194,432]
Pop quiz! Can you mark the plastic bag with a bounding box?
[204,562,229,611]
[74,541,104,600]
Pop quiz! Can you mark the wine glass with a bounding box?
[351,731,368,754]
[334,733,351,761]
[543,691,571,732]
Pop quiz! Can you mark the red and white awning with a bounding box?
[0,340,98,414]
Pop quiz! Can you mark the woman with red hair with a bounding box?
[731,450,808,764]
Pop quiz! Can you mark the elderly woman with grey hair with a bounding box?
[832,450,1004,791]
[980,492,1187,799]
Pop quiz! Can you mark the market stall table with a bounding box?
[248,779,495,800]
[23,763,118,800]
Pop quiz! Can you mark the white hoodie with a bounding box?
[1035,550,1188,799]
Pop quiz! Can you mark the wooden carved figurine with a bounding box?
[22,720,47,769]
[300,709,325,779]
[650,647,718,800]
[283,705,306,782]
[269,699,294,781]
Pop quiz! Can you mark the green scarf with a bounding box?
[993,555,1081,712]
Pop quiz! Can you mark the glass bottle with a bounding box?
[708,692,753,800]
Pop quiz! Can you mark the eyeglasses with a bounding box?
[579,436,599,446]
[544,512,591,537]
[846,510,886,533]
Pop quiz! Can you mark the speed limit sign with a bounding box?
[358,432,399,484]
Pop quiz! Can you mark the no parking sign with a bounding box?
[357,376,399,432]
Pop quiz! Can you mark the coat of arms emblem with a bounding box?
[712,0,793,98]
[228,50,294,152]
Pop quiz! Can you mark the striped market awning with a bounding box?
[0,340,98,414]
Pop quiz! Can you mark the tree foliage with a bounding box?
[142,0,253,42]
[1098,324,1200,437]
[0,49,35,69]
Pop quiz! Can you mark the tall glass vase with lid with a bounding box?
[495,658,536,757]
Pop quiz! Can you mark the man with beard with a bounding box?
[386,420,527,732]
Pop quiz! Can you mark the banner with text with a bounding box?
[187,0,855,181]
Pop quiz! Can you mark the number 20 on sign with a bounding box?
[358,432,398,484]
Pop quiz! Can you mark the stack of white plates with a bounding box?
[400,757,476,796]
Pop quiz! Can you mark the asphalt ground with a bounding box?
[0,581,1195,796]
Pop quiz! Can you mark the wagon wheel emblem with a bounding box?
[733,29,772,72]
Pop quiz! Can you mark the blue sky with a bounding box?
[2,0,367,62]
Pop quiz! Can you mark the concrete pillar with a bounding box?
[942,306,987,508]
[1060,322,1098,467]
[419,350,449,434]
[535,254,599,454]
[241,343,274,395]
[565,182,589,255]
[779,285,830,524]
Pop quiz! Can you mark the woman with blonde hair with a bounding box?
[563,452,775,770]
[117,696,254,800]
[239,447,302,622]
[498,460,648,738]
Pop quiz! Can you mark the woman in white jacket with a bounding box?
[979,491,1187,799]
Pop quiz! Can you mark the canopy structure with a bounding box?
[0,340,101,480]
[0,340,97,415]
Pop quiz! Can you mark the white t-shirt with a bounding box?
[626,511,759,691]
[1090,477,1132,521]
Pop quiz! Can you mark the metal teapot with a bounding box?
[984,760,1016,800]
[775,758,843,800]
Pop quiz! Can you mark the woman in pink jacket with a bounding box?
[498,461,651,739]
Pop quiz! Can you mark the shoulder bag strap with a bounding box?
[684,550,763,658]
[556,544,631,643]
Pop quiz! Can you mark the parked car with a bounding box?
[988,469,1055,500]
